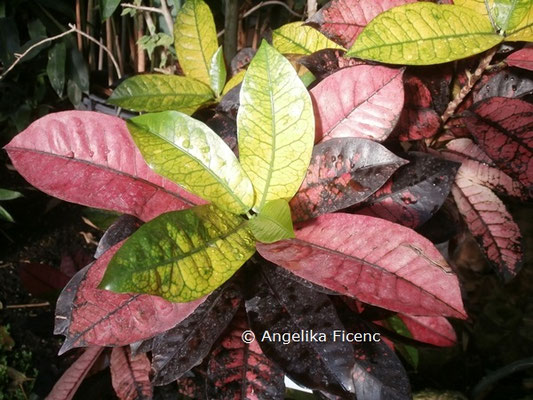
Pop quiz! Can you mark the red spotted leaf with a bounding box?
[395,76,441,141]
[176,366,208,399]
[290,138,407,221]
[207,307,285,399]
[354,152,459,229]
[308,0,417,48]
[110,347,152,400]
[442,138,529,199]
[474,69,533,103]
[46,347,104,400]
[398,314,456,347]
[452,173,523,281]
[299,49,365,81]
[311,65,404,143]
[3,111,204,222]
[506,47,533,71]
[54,242,206,354]
[257,213,467,319]
[464,97,533,190]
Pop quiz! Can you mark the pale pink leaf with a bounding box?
[398,314,456,347]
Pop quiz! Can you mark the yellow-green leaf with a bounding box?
[455,0,531,33]
[272,22,344,55]
[248,199,295,243]
[99,204,256,302]
[237,41,315,212]
[108,75,214,114]
[174,0,218,85]
[209,46,227,97]
[347,3,504,65]
[128,111,254,214]
[506,5,533,41]
[222,70,245,96]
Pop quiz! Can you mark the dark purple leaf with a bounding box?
[176,367,207,400]
[94,214,143,259]
[298,49,364,81]
[204,112,238,154]
[474,69,533,103]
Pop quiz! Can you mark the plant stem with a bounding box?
[5,302,50,309]
[243,1,303,19]
[307,0,317,18]
[224,0,239,63]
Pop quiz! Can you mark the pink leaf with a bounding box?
[398,314,456,347]
[46,347,104,400]
[4,111,205,221]
[451,175,523,281]
[54,242,206,354]
[311,65,404,143]
[309,0,417,48]
[257,213,467,319]
[110,347,152,400]
[506,47,533,71]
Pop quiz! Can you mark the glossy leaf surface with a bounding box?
[108,75,214,114]
[506,6,533,40]
[4,111,203,222]
[238,41,315,211]
[272,22,344,55]
[347,3,503,65]
[128,111,254,214]
[94,215,143,259]
[209,46,227,97]
[309,0,416,48]
[248,199,295,243]
[311,65,404,143]
[55,243,205,354]
[455,0,531,32]
[110,347,152,400]
[99,205,255,302]
[290,138,407,222]
[398,314,457,347]
[474,69,533,102]
[174,0,218,85]
[505,47,533,71]
[257,213,467,318]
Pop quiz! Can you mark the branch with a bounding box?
[242,1,304,19]
[121,2,174,39]
[121,3,164,15]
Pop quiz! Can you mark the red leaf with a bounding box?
[464,97,533,190]
[46,347,104,400]
[506,47,533,71]
[309,0,416,48]
[290,138,407,221]
[311,65,404,143]
[110,347,152,400]
[257,213,467,318]
[18,262,71,297]
[4,111,204,222]
[451,175,523,281]
[54,242,206,354]
[442,138,529,199]
[207,308,285,399]
[398,314,456,347]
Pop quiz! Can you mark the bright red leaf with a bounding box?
[311,65,404,143]
[257,213,467,319]
[506,47,533,71]
[3,111,204,222]
[398,314,456,347]
[110,347,152,400]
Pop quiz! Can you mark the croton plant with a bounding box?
[4,0,532,398]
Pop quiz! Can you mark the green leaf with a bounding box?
[506,5,533,40]
[248,199,295,243]
[99,204,256,302]
[128,111,254,214]
[237,41,315,212]
[387,316,419,368]
[455,0,531,33]
[346,3,504,65]
[0,205,14,222]
[68,47,89,93]
[222,70,245,96]
[47,42,66,97]
[0,189,22,201]
[209,46,227,97]
[108,74,214,114]
[101,0,121,20]
[174,0,218,85]
[272,22,345,55]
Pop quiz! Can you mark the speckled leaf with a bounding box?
[238,41,315,212]
[128,111,254,214]
[54,243,206,354]
[3,111,203,222]
[176,366,207,399]
[290,138,407,222]
[174,0,218,85]
[150,284,241,385]
[506,47,533,71]
[354,152,460,229]
[257,213,467,318]
[209,46,226,97]
[347,3,503,65]
[452,175,523,281]
[249,199,295,243]
[272,22,344,55]
[398,314,457,347]
[455,0,531,33]
[99,205,255,302]
[474,69,533,103]
[245,262,355,396]
[308,0,417,48]
[108,75,214,114]
[206,307,285,399]
[110,347,152,400]
[312,65,404,143]
[463,97,533,190]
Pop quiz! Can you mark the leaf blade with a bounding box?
[209,46,227,97]
[47,41,66,97]
[110,347,152,400]
[272,22,344,55]
[249,198,295,243]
